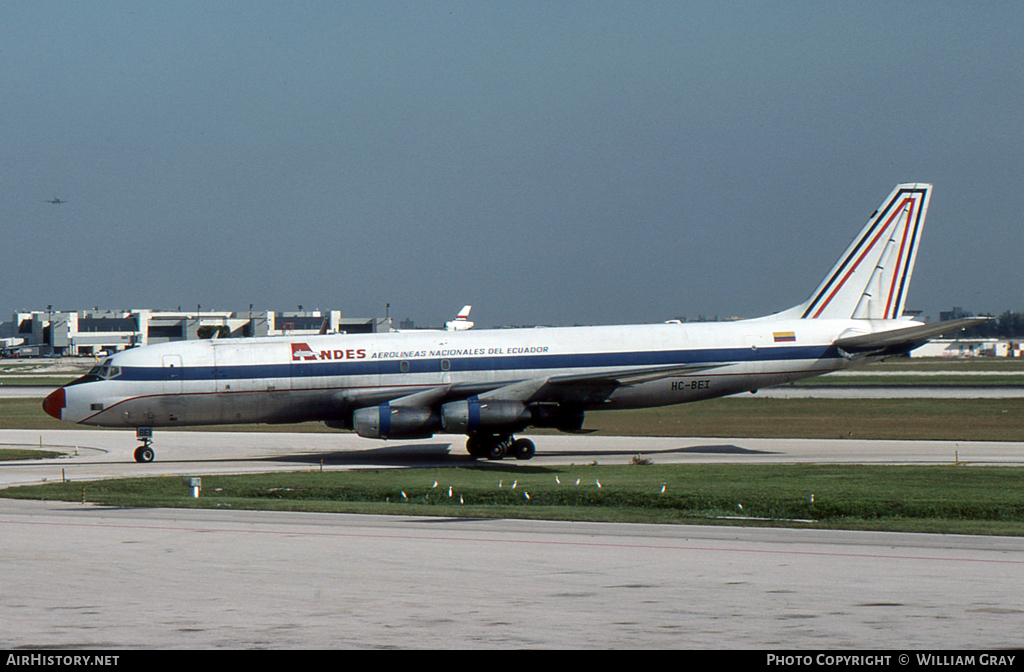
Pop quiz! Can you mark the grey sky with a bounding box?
[2,2,1021,328]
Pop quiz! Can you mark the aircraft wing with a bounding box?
[347,362,725,410]
[474,362,726,404]
[547,362,725,387]
[835,317,990,353]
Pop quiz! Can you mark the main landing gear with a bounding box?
[134,426,155,463]
[465,434,536,461]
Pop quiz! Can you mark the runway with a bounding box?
[3,430,1024,649]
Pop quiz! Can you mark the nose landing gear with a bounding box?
[134,427,155,463]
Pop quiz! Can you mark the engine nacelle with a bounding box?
[353,405,440,439]
[441,399,531,434]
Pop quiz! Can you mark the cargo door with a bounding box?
[212,341,261,423]
[162,355,183,394]
[161,354,186,425]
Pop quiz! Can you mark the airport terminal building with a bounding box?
[0,309,391,357]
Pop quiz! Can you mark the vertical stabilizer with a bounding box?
[446,306,474,331]
[797,183,931,320]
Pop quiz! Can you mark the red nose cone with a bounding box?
[43,387,66,420]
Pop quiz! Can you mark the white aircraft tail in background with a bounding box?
[446,305,474,331]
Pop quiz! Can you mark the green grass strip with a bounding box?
[0,448,63,461]
[6,464,1024,536]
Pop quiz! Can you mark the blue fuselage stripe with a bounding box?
[112,345,836,383]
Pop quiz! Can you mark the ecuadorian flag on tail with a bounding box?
[773,331,796,343]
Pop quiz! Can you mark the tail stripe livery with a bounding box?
[883,191,926,319]
[800,184,930,320]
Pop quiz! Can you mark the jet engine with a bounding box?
[353,404,440,439]
[440,399,531,434]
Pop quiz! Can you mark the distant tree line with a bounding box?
[197,325,231,339]
[957,311,1024,339]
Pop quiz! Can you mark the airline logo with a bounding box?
[773,331,797,343]
[291,343,367,362]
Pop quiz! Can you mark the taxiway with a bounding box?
[3,429,1024,489]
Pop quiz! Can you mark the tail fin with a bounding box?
[446,305,474,331]
[796,183,931,320]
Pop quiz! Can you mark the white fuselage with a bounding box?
[40,182,940,463]
[49,316,893,430]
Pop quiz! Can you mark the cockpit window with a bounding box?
[85,359,120,380]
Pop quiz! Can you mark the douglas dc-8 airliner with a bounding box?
[44,184,983,463]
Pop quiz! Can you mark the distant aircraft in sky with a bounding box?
[45,197,66,205]
[43,183,986,464]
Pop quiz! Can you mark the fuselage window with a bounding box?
[400,361,410,373]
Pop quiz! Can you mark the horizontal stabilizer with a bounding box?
[835,317,990,352]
